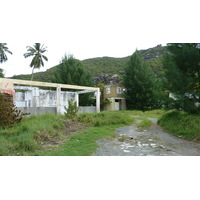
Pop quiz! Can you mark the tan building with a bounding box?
[104,83,126,111]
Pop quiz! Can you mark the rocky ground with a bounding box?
[93,117,200,156]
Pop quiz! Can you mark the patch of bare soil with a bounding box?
[63,119,87,135]
[39,118,88,150]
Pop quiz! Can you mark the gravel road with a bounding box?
[93,116,200,156]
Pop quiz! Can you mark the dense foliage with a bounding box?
[158,111,200,140]
[123,50,164,111]
[163,43,200,113]
[0,93,27,128]
[54,55,94,106]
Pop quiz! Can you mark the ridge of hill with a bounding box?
[12,44,168,85]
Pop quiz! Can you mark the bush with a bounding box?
[158,111,200,140]
[0,93,28,128]
[64,99,79,119]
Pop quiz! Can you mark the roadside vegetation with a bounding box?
[0,109,200,156]
[136,118,152,128]
[0,111,134,156]
[0,114,66,155]
[121,109,167,118]
[158,111,200,141]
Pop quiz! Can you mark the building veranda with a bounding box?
[0,78,100,115]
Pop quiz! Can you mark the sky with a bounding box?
[1,0,199,77]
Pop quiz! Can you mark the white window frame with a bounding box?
[106,87,111,94]
[116,87,122,94]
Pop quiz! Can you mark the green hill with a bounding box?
[12,44,168,85]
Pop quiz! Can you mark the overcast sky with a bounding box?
[1,0,199,77]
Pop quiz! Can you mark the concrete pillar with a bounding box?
[96,88,100,113]
[75,92,79,107]
[56,84,61,114]
[32,87,39,107]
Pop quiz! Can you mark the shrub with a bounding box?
[158,111,200,140]
[64,99,79,119]
[0,93,28,128]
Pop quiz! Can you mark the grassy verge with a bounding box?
[37,111,134,156]
[37,125,120,156]
[0,111,134,156]
[158,111,200,140]
[78,111,133,127]
[0,114,66,156]
[120,109,167,118]
[136,117,152,128]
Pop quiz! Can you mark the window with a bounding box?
[106,87,111,94]
[116,87,126,94]
[116,87,122,94]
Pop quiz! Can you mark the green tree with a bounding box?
[0,43,12,77]
[0,68,4,77]
[24,43,48,81]
[123,50,162,111]
[0,43,12,63]
[163,43,200,113]
[54,55,94,106]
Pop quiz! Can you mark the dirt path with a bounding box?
[93,116,200,156]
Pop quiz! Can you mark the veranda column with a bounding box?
[75,92,79,107]
[56,84,61,114]
[96,88,100,113]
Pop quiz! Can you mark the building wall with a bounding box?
[105,97,126,111]
[103,83,126,111]
[14,86,75,108]
[104,83,125,99]
[14,86,96,115]
[18,107,57,115]
[18,106,96,116]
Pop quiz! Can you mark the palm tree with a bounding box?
[24,43,48,81]
[0,43,13,63]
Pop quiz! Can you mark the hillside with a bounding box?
[12,44,168,85]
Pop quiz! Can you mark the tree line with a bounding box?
[123,43,200,114]
[1,43,200,113]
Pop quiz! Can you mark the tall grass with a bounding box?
[4,110,199,156]
[79,111,133,127]
[120,109,167,118]
[0,111,135,156]
[0,114,65,155]
[38,125,119,156]
[38,111,134,156]
[158,111,200,140]
[136,117,152,128]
